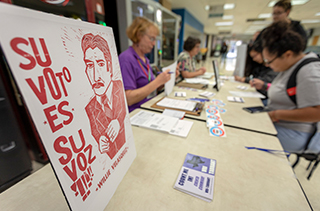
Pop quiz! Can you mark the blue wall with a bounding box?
[173,9,204,53]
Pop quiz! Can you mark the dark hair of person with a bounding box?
[183,36,201,51]
[274,0,292,11]
[261,21,304,57]
[249,38,263,53]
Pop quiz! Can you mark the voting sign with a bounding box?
[0,3,136,211]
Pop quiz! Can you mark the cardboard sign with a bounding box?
[0,3,136,211]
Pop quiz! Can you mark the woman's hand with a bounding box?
[155,68,171,85]
[235,76,245,82]
[250,78,265,90]
[196,67,206,75]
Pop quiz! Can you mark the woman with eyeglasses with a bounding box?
[119,17,178,112]
[235,39,278,103]
[177,36,206,80]
[261,21,320,153]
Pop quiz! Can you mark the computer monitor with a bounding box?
[212,60,220,91]
[233,44,247,77]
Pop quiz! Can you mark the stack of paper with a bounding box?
[156,97,197,112]
[174,153,216,202]
[185,78,209,85]
[130,110,193,137]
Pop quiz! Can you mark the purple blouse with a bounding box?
[119,46,155,112]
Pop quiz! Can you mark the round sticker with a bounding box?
[207,115,219,120]
[207,105,219,110]
[219,108,227,114]
[206,108,218,115]
[209,126,225,137]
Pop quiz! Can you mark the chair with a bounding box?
[292,152,320,180]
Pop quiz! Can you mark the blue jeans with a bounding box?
[275,124,313,153]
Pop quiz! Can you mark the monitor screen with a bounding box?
[212,60,220,91]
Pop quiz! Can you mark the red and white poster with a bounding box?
[0,3,136,210]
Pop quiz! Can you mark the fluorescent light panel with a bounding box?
[316,12,320,16]
[222,15,234,20]
[258,13,272,18]
[301,19,320,23]
[215,21,233,26]
[205,5,210,11]
[224,3,235,10]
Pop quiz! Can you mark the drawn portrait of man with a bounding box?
[81,33,126,159]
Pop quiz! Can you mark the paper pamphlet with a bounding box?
[131,110,193,137]
[169,120,194,138]
[197,72,214,79]
[174,153,216,202]
[185,78,209,85]
[174,92,187,97]
[0,3,136,211]
[164,61,177,96]
[229,91,266,99]
[199,91,215,98]
[163,109,185,119]
[130,110,179,133]
[236,85,248,90]
[227,96,245,103]
[156,97,197,112]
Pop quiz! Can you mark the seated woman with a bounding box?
[177,36,206,79]
[235,40,278,97]
[261,21,320,153]
[119,17,176,112]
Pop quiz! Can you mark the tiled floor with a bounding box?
[29,56,319,210]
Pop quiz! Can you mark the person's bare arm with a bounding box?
[268,106,320,122]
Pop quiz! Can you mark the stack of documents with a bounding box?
[174,153,216,202]
[130,110,193,137]
[156,97,197,112]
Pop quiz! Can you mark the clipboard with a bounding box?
[151,97,204,116]
[176,81,208,90]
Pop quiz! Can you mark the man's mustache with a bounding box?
[92,81,104,89]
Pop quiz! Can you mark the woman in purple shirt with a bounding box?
[119,17,172,112]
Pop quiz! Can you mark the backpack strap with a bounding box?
[286,57,320,105]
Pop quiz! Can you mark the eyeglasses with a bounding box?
[263,55,279,65]
[272,11,285,16]
[145,34,156,42]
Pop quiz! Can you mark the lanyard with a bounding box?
[245,146,290,158]
[137,59,151,82]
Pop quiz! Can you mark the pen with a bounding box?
[157,71,174,74]
[249,75,253,81]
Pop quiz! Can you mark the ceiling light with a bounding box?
[215,21,233,26]
[268,0,309,7]
[205,5,210,11]
[316,12,320,16]
[218,26,232,30]
[292,0,310,5]
[301,19,320,24]
[224,4,235,10]
[258,13,272,18]
[222,15,234,20]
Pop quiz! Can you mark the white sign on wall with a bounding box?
[0,3,136,210]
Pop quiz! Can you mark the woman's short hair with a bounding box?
[261,21,304,56]
[126,17,159,43]
[274,0,292,11]
[183,37,201,51]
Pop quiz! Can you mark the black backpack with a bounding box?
[286,56,320,165]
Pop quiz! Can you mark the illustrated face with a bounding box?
[84,47,112,96]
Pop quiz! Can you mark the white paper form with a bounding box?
[185,78,209,85]
[156,97,197,111]
[227,96,245,103]
[163,61,177,96]
[130,110,179,133]
[197,72,214,79]
[229,91,266,98]
[169,120,193,137]
[163,109,185,119]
